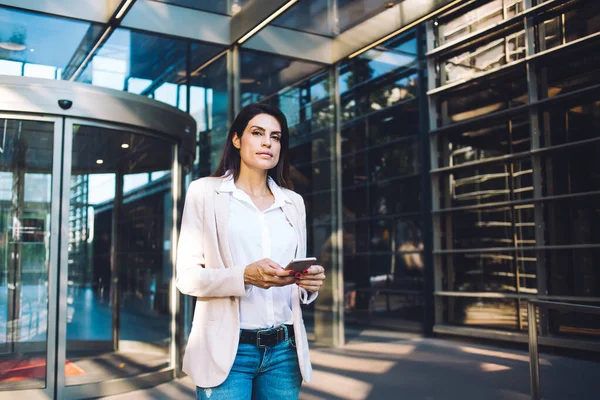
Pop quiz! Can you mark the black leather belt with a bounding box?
[239,325,294,348]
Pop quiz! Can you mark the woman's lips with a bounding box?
[257,152,273,158]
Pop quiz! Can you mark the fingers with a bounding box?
[303,264,325,275]
[295,265,325,292]
[295,277,324,292]
[255,260,295,288]
[262,258,282,270]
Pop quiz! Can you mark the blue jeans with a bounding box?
[196,330,302,400]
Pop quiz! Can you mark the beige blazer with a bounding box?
[176,176,313,388]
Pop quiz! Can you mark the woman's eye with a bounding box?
[271,135,281,141]
[252,131,261,136]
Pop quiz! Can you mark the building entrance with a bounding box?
[0,76,195,399]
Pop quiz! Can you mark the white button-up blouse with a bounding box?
[219,174,316,330]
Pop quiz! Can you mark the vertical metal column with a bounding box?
[172,144,185,377]
[227,45,241,121]
[527,301,540,400]
[332,63,345,347]
[524,0,548,335]
[56,118,74,399]
[417,25,435,336]
[425,20,444,327]
[7,125,24,352]
[111,171,123,350]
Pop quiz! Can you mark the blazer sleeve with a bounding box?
[297,194,319,305]
[175,179,246,298]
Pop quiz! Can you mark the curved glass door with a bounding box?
[64,122,175,388]
[0,117,60,395]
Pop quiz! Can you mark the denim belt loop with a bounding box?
[282,324,289,341]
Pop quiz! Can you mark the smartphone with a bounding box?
[284,257,317,273]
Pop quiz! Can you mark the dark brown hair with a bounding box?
[211,103,293,189]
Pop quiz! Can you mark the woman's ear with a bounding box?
[232,133,241,149]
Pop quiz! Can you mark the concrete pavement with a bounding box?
[101,328,600,399]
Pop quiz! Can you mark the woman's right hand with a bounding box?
[244,258,296,289]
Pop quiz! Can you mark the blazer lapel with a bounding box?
[214,190,234,268]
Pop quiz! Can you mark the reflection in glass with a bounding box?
[193,53,229,179]
[439,69,529,126]
[65,125,174,385]
[0,119,54,390]
[436,0,524,47]
[340,33,419,122]
[538,0,600,53]
[444,297,519,330]
[0,7,96,80]
[149,0,253,15]
[272,0,333,36]
[339,27,426,333]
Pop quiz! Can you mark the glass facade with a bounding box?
[338,29,428,333]
[1,0,600,396]
[428,0,600,339]
[238,49,338,340]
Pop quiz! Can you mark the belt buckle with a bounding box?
[256,329,273,348]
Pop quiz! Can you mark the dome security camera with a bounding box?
[58,99,73,110]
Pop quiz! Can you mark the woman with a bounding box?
[176,103,326,400]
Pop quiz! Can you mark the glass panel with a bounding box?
[440,30,525,85]
[546,248,600,298]
[148,0,253,15]
[544,196,600,247]
[436,0,525,47]
[438,68,529,126]
[443,249,537,294]
[443,296,520,330]
[0,7,99,81]
[547,304,600,342]
[370,176,421,216]
[0,119,54,391]
[272,0,333,36]
[66,124,174,385]
[336,0,403,33]
[540,44,600,99]
[444,204,536,250]
[438,158,534,209]
[537,0,600,53]
[540,142,600,197]
[540,101,600,148]
[368,103,419,147]
[240,50,323,108]
[340,33,419,122]
[191,52,229,179]
[438,113,531,169]
[368,138,419,182]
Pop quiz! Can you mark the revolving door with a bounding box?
[0,76,195,399]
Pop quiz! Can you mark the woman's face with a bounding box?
[233,113,282,173]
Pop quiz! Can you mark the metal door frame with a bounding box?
[59,117,180,400]
[0,112,64,400]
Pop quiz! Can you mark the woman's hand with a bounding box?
[295,264,326,292]
[244,258,296,289]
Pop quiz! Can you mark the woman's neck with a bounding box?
[235,165,270,197]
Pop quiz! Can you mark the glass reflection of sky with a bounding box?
[149,0,252,15]
[0,7,90,77]
[339,35,417,95]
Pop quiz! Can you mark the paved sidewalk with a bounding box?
[102,329,600,400]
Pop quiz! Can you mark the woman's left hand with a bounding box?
[294,265,326,292]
